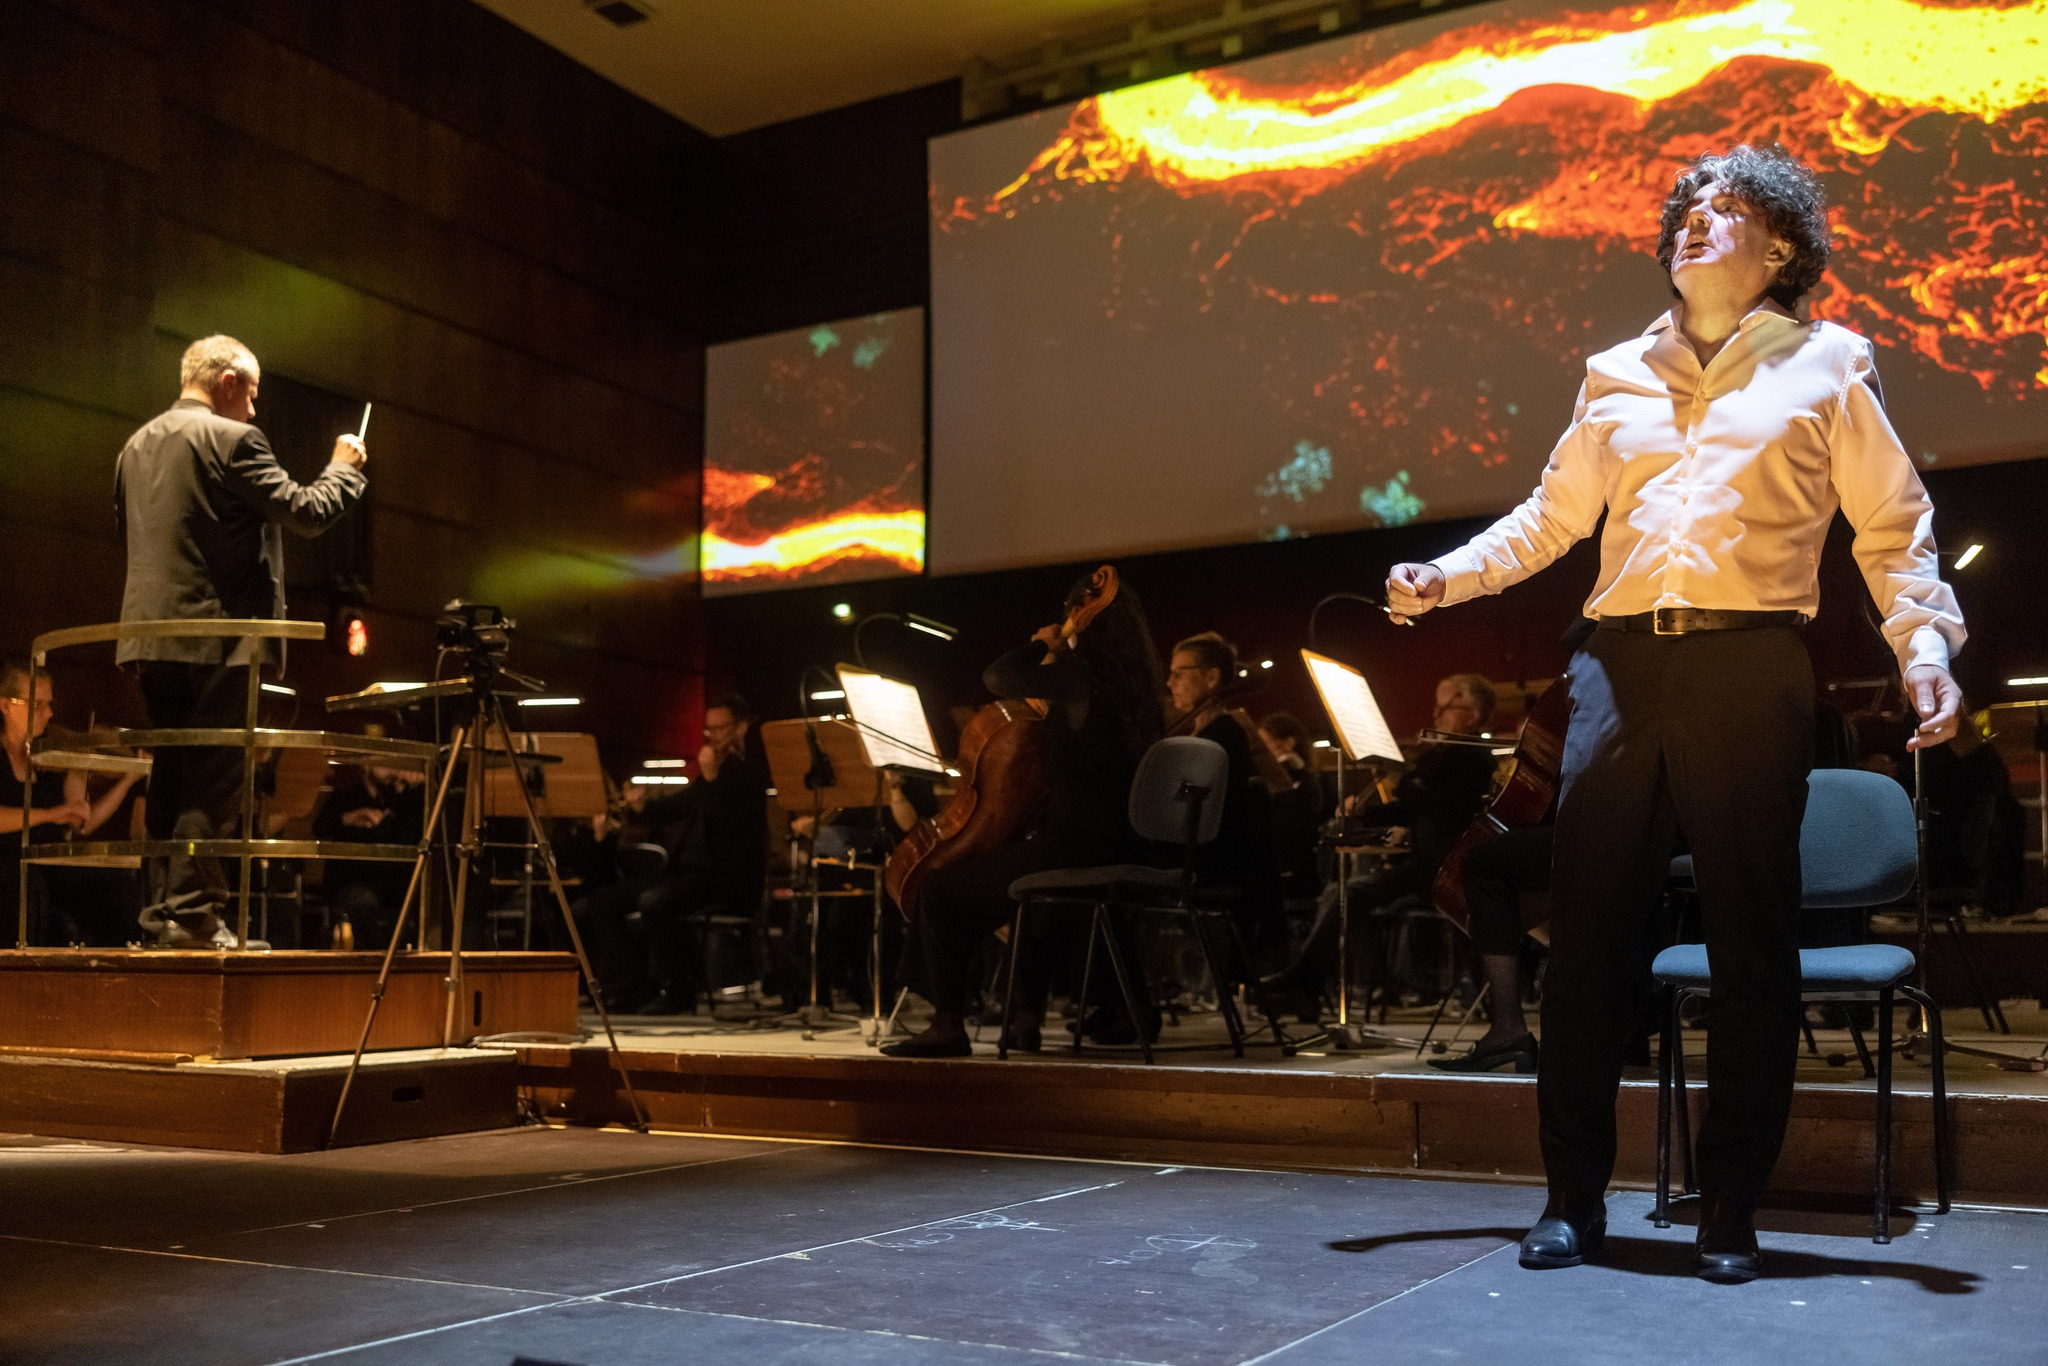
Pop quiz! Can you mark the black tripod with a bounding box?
[327,657,647,1145]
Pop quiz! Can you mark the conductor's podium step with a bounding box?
[0,949,579,1060]
[0,1047,520,1152]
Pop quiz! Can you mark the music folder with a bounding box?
[835,666,945,774]
[1301,649,1405,764]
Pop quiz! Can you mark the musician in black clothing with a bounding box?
[1260,674,1499,1019]
[2,655,142,944]
[579,694,771,1014]
[1164,633,1283,944]
[883,574,1164,1058]
[311,762,426,950]
[1257,712,1330,910]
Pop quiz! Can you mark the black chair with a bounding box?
[997,736,1247,1064]
[1652,768,1952,1243]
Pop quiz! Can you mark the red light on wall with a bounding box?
[345,612,369,657]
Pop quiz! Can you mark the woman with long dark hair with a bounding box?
[882,572,1163,1057]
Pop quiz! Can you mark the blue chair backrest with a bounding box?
[1801,767,1917,909]
[1128,736,1229,846]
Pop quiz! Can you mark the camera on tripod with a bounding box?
[435,600,515,661]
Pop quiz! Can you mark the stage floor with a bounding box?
[0,1125,2040,1365]
[596,996,2048,1100]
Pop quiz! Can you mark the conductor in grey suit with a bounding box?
[115,335,368,934]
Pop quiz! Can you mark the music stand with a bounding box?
[835,667,948,1045]
[482,732,606,949]
[760,717,881,1035]
[1302,649,1409,1051]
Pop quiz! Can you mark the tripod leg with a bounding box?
[327,743,467,1147]
[490,706,649,1132]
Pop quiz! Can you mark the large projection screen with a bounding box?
[702,309,926,596]
[929,0,2048,576]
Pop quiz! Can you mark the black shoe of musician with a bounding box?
[1694,1197,1763,1284]
[880,1026,973,1059]
[1429,1032,1537,1074]
[1518,1200,1606,1269]
[999,1021,1042,1054]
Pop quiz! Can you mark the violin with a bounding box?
[1432,676,1570,936]
[883,566,1120,917]
[1166,687,1295,796]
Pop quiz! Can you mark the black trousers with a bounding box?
[136,662,253,900]
[1464,826,1552,960]
[899,827,1122,1017]
[1541,626,1812,1212]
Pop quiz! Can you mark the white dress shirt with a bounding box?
[1430,302,1964,673]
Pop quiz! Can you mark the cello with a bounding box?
[883,567,1121,917]
[1432,675,1571,936]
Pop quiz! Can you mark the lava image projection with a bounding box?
[703,310,927,595]
[929,0,2048,576]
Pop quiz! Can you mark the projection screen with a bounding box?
[928,0,2048,576]
[702,308,926,596]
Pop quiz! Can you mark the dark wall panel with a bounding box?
[0,0,706,764]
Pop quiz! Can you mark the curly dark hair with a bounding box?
[1655,144,1831,309]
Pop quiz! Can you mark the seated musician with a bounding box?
[1430,825,1552,1072]
[882,573,1164,1057]
[1256,711,1328,902]
[311,760,426,950]
[1,653,142,944]
[1165,633,1284,949]
[580,694,771,1014]
[1260,672,1500,1019]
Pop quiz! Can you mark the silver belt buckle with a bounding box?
[1653,607,1684,635]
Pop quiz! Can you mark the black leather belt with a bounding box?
[1599,608,1807,635]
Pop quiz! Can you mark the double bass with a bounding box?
[1432,676,1571,936]
[883,567,1122,917]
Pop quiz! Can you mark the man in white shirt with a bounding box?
[1386,145,1964,1283]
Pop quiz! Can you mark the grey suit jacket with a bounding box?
[114,399,368,665]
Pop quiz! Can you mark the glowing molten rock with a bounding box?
[1066,0,2048,188]
[702,510,927,586]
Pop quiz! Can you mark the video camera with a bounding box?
[435,600,516,660]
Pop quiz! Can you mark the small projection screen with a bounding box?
[928,0,2048,576]
[702,308,926,596]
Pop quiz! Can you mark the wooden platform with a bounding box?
[518,1038,2048,1210]
[0,949,580,1061]
[0,1048,520,1152]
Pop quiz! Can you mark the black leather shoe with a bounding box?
[1695,1198,1763,1284]
[1429,1033,1538,1074]
[999,1021,1043,1053]
[1518,1206,1606,1269]
[879,1028,973,1059]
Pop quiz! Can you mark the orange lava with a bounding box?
[943,0,2048,398]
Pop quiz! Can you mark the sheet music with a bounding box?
[1302,649,1404,763]
[836,667,944,773]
